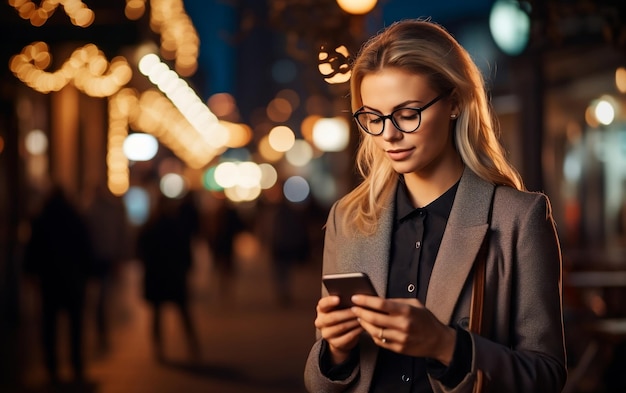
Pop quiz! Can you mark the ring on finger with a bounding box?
[379,327,387,343]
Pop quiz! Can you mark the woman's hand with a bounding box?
[351,295,456,365]
[315,295,364,365]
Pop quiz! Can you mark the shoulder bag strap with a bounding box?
[469,233,488,393]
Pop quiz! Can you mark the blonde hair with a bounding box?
[342,19,524,235]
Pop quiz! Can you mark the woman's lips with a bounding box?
[386,147,414,160]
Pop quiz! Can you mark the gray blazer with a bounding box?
[304,168,567,393]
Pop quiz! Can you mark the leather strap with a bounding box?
[469,245,486,333]
[469,239,487,392]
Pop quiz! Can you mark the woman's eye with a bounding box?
[397,109,419,120]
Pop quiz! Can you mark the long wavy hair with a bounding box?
[341,19,524,235]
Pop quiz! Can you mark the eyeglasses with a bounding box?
[353,91,450,136]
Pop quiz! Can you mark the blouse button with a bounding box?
[401,374,411,382]
[415,241,421,249]
[407,283,416,293]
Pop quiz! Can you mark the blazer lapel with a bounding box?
[336,187,395,298]
[425,168,495,324]
[356,201,395,298]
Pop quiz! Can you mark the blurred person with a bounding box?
[137,195,199,361]
[304,19,566,392]
[267,193,311,307]
[23,184,94,384]
[204,196,245,300]
[83,184,130,355]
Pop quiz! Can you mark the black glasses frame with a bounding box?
[353,91,450,136]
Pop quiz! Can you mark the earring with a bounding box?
[450,114,457,119]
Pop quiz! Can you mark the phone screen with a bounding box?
[322,272,378,309]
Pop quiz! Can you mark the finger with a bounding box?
[358,317,393,346]
[326,324,364,353]
[315,307,360,332]
[351,304,389,327]
[317,295,341,312]
[351,294,386,312]
[316,314,361,335]
[324,318,363,340]
[390,297,423,308]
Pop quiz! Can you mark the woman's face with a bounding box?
[359,68,458,178]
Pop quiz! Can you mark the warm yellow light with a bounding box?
[301,114,321,143]
[149,0,200,76]
[336,0,377,15]
[10,42,131,96]
[268,125,295,152]
[208,93,237,118]
[258,135,283,162]
[221,121,252,148]
[9,0,95,27]
[266,97,292,122]
[616,67,626,94]
[125,0,146,20]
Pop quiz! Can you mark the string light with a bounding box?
[149,0,200,76]
[9,0,95,27]
[10,42,131,96]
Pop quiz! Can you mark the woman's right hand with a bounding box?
[315,295,364,364]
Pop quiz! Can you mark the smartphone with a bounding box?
[322,272,378,309]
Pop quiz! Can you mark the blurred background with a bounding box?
[0,0,625,392]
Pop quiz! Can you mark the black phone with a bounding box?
[322,272,378,309]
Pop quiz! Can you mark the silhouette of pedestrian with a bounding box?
[23,185,94,384]
[269,198,311,307]
[204,197,245,300]
[137,195,199,361]
[83,184,129,355]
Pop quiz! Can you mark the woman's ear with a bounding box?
[450,103,460,119]
[447,90,460,118]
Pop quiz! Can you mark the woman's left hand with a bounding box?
[350,295,456,365]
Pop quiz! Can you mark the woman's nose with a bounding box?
[381,118,402,141]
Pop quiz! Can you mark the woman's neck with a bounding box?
[403,156,464,208]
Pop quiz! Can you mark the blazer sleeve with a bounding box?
[304,202,361,393]
[436,191,566,393]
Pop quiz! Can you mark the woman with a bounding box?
[304,19,566,392]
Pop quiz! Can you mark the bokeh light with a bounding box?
[214,161,239,188]
[122,186,151,225]
[122,133,159,161]
[312,117,350,152]
[283,175,310,203]
[276,89,300,110]
[258,163,278,189]
[616,67,626,93]
[336,0,377,15]
[258,135,284,162]
[160,173,187,198]
[266,97,293,123]
[285,139,314,167]
[595,99,616,126]
[237,161,262,188]
[268,125,296,152]
[208,92,237,118]
[489,0,530,56]
[202,166,224,191]
[24,129,48,155]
